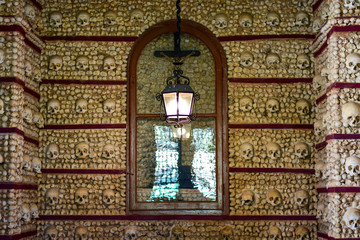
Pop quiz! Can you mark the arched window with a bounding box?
[127,20,228,214]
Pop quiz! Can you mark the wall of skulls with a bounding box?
[228,83,314,124]
[36,219,317,239]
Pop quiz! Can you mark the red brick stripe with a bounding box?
[39,215,317,221]
[228,78,313,84]
[0,25,42,53]
[0,230,37,240]
[316,82,360,104]
[0,127,39,146]
[317,232,360,240]
[230,168,315,174]
[0,77,40,100]
[42,36,138,42]
[41,79,127,85]
[41,169,126,174]
[313,0,324,12]
[315,141,328,150]
[43,124,126,130]
[228,124,314,130]
[317,187,360,193]
[29,0,42,10]
[218,34,315,42]
[0,183,38,190]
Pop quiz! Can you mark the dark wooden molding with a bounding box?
[230,168,315,174]
[127,19,228,215]
[228,78,313,84]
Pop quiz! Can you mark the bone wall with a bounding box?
[313,0,360,238]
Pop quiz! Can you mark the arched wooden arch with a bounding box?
[127,19,228,215]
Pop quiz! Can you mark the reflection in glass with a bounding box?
[137,119,216,202]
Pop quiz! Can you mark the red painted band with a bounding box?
[316,93,327,105]
[230,168,315,174]
[0,77,41,100]
[39,215,317,221]
[228,78,313,84]
[228,124,314,130]
[0,182,38,190]
[29,0,42,10]
[317,187,360,193]
[0,230,37,240]
[41,79,127,85]
[314,41,328,58]
[315,141,328,150]
[313,0,324,12]
[326,134,360,141]
[0,127,39,146]
[42,36,138,42]
[316,82,360,104]
[41,169,127,174]
[0,25,42,53]
[218,34,315,42]
[43,124,126,130]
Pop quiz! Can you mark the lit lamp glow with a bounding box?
[171,123,191,139]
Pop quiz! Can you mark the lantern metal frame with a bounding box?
[154,0,200,128]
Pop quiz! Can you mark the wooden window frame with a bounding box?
[127,19,228,215]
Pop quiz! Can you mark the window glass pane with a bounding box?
[136,118,216,202]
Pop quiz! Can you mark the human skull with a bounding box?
[30,203,39,219]
[240,51,254,67]
[49,12,62,27]
[0,99,3,115]
[241,189,255,206]
[314,120,322,136]
[344,0,359,9]
[49,56,63,71]
[76,56,89,70]
[32,157,41,173]
[220,226,233,240]
[345,156,360,177]
[124,226,137,240]
[102,144,115,159]
[104,11,117,26]
[25,60,32,77]
[297,54,311,69]
[346,53,360,72]
[214,13,228,29]
[75,98,88,113]
[24,4,36,21]
[267,189,282,206]
[103,56,116,71]
[266,98,280,113]
[239,96,253,112]
[23,106,33,124]
[240,142,254,160]
[102,189,115,205]
[294,190,310,208]
[74,226,88,240]
[295,11,310,26]
[44,226,58,240]
[45,188,59,205]
[342,102,360,128]
[266,142,281,160]
[239,12,253,27]
[33,68,41,83]
[313,74,325,92]
[343,207,360,230]
[46,143,59,160]
[313,17,322,32]
[0,49,4,64]
[296,99,311,116]
[75,142,89,159]
[21,204,31,222]
[266,11,280,26]
[23,154,32,171]
[77,11,90,26]
[130,8,144,23]
[75,188,89,205]
[103,99,116,114]
[295,142,310,160]
[295,227,310,240]
[33,112,44,128]
[0,154,3,164]
[266,53,280,67]
[268,226,282,240]
[170,226,183,240]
